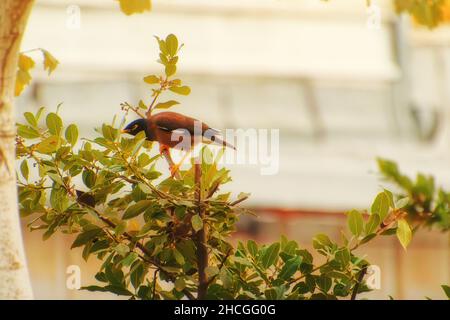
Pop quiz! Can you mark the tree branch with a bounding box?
[351,265,368,300]
[194,163,208,299]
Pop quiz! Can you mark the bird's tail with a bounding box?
[210,135,236,150]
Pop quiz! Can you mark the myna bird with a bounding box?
[122,111,235,176]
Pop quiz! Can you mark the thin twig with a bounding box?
[152,269,159,299]
[229,196,249,207]
[351,265,368,300]
[207,248,232,286]
[146,88,163,117]
[121,102,145,118]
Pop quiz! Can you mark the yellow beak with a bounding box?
[121,129,130,134]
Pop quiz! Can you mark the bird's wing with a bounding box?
[153,112,235,149]
[154,112,213,135]
[156,125,171,132]
[158,127,190,137]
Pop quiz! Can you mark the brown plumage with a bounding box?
[122,111,235,151]
[122,111,235,176]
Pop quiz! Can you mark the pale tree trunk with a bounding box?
[0,0,34,299]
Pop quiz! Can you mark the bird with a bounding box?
[121,111,235,176]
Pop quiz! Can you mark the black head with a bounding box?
[122,119,148,136]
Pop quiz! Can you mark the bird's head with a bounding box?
[121,119,148,136]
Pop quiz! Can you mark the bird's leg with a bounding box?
[169,150,192,178]
[159,143,171,156]
[159,144,181,180]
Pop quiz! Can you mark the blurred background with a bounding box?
[16,0,450,299]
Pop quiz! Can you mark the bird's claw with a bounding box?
[170,164,181,178]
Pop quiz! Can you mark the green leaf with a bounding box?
[247,240,258,257]
[90,239,109,253]
[24,112,37,127]
[114,243,130,257]
[371,191,390,220]
[381,227,397,236]
[347,210,364,236]
[441,285,450,299]
[191,214,203,232]
[71,228,102,249]
[278,256,302,281]
[138,100,147,110]
[365,213,380,235]
[82,285,107,293]
[396,197,409,209]
[36,135,60,154]
[35,107,45,122]
[312,234,333,250]
[165,34,178,56]
[264,288,278,300]
[46,112,63,136]
[383,189,395,208]
[20,160,29,181]
[104,285,133,296]
[102,124,118,142]
[17,125,40,139]
[123,200,152,219]
[315,275,332,293]
[396,218,412,250]
[334,248,350,267]
[82,169,96,189]
[65,124,78,146]
[121,252,138,267]
[174,278,186,292]
[143,75,160,84]
[360,233,377,245]
[130,261,145,289]
[154,100,179,110]
[205,266,219,279]
[173,248,185,265]
[260,243,280,269]
[232,256,252,267]
[169,86,191,95]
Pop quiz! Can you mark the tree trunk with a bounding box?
[0,0,34,299]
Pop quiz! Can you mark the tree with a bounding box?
[16,34,449,299]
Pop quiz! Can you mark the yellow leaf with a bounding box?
[18,54,35,72]
[143,75,159,84]
[117,0,151,15]
[154,100,179,110]
[127,219,141,232]
[15,69,32,96]
[165,64,176,77]
[42,50,59,75]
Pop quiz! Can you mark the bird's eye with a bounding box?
[132,124,138,130]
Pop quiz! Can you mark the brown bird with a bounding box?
[121,111,235,176]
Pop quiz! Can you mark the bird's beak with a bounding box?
[121,129,130,134]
